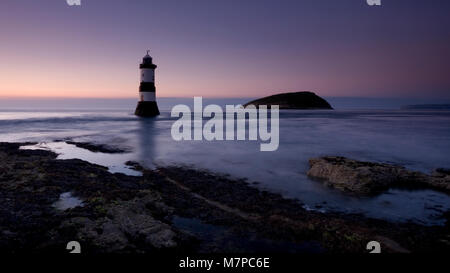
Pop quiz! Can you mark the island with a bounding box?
[244,91,333,109]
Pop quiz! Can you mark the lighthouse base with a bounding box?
[135,101,160,117]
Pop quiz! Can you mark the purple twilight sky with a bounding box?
[0,0,449,98]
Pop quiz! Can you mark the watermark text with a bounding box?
[171,97,279,152]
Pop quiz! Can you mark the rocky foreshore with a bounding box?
[0,142,449,253]
[308,156,450,195]
[65,141,130,154]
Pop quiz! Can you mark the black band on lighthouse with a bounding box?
[140,63,157,69]
[139,82,156,92]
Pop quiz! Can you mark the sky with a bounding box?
[0,0,449,99]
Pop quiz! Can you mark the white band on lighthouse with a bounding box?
[141,68,155,83]
[139,92,155,102]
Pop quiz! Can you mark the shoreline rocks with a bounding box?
[307,156,450,195]
[60,193,178,252]
[65,141,129,154]
[1,142,449,253]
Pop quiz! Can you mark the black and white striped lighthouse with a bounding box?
[134,50,160,117]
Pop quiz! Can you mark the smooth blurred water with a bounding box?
[1,98,450,225]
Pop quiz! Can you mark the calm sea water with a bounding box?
[1,97,450,225]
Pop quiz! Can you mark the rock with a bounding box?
[307,157,399,194]
[106,194,177,249]
[307,156,450,195]
[65,141,128,154]
[244,91,333,109]
[433,168,450,176]
[429,169,450,190]
[125,161,144,171]
[61,194,177,252]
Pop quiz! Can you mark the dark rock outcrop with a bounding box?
[244,91,333,109]
[60,193,177,251]
[307,156,450,195]
[66,141,129,154]
[0,142,178,253]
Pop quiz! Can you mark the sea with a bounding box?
[1,97,450,226]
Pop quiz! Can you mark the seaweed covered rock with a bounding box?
[307,156,450,195]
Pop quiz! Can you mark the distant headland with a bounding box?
[244,91,333,109]
[401,104,450,110]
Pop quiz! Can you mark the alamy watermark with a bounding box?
[171,97,279,152]
[366,0,381,6]
[66,241,81,253]
[66,0,81,6]
[366,241,381,253]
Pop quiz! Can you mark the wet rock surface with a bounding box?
[0,142,449,253]
[65,141,129,154]
[60,193,177,252]
[308,156,450,195]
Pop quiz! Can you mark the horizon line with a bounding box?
[1,95,450,100]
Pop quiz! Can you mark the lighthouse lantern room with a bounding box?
[134,50,160,117]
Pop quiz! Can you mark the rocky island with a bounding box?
[244,91,333,109]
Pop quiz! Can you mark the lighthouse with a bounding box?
[135,50,160,117]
